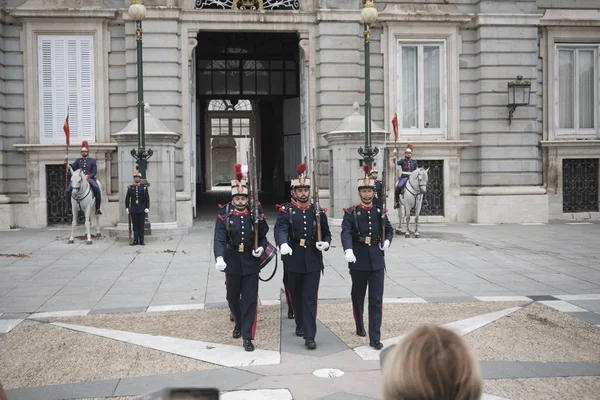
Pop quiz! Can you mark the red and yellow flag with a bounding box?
[392,113,398,141]
[63,109,70,146]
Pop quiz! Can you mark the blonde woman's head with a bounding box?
[381,324,482,400]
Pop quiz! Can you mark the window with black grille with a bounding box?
[196,32,299,98]
[418,160,444,216]
[195,0,300,10]
[46,165,85,225]
[562,159,599,213]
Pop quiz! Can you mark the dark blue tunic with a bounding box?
[274,201,332,273]
[341,204,393,271]
[213,206,268,276]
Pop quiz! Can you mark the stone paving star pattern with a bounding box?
[1,222,600,399]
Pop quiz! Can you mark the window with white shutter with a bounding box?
[555,44,600,138]
[38,35,95,144]
[396,40,446,137]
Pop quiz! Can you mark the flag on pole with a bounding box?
[392,113,398,141]
[63,108,70,146]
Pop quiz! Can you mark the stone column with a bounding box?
[111,105,186,236]
[324,103,387,220]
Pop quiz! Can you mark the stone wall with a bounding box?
[109,23,126,194]
[124,13,184,191]
[315,20,384,193]
[459,0,541,188]
[315,20,361,187]
[537,0,600,12]
[0,14,5,195]
[2,22,25,194]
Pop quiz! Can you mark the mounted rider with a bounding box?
[394,144,418,209]
[65,141,102,215]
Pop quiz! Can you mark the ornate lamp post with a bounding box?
[128,0,153,181]
[358,0,379,168]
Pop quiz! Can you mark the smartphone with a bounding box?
[137,388,220,400]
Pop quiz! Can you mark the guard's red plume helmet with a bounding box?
[234,163,243,181]
[363,164,371,175]
[296,163,308,176]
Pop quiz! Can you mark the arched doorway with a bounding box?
[194,32,304,216]
[205,99,255,189]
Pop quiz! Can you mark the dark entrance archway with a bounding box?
[194,32,302,218]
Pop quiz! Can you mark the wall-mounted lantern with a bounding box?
[507,76,531,126]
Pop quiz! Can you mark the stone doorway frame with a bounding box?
[181,14,317,211]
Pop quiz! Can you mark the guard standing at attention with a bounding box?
[369,163,383,209]
[341,164,393,350]
[125,169,149,246]
[213,164,269,352]
[275,163,332,350]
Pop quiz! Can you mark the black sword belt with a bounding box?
[293,238,316,248]
[355,236,380,246]
[226,243,252,252]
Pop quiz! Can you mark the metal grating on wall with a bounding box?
[195,0,300,10]
[562,158,599,213]
[418,160,444,216]
[46,165,85,225]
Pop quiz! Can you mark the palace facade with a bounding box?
[0,0,599,229]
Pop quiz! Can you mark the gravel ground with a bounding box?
[0,321,220,390]
[48,305,280,352]
[484,377,600,400]
[317,301,528,348]
[464,302,600,362]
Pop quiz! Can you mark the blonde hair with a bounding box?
[381,325,482,400]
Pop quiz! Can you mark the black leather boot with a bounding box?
[243,339,255,352]
[95,198,102,215]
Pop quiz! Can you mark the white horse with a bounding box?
[68,166,101,245]
[396,168,429,238]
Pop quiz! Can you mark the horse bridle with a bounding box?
[405,171,426,198]
[71,173,91,207]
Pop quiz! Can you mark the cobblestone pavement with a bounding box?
[1,221,599,399]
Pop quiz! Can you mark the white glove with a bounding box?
[345,249,356,263]
[215,256,227,271]
[280,243,293,256]
[380,239,390,251]
[252,247,264,258]
[126,209,129,214]
[316,241,329,252]
[144,208,149,214]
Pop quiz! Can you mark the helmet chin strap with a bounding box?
[234,202,247,211]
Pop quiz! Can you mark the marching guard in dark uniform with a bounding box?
[125,169,149,246]
[341,165,393,350]
[275,163,331,350]
[213,164,269,352]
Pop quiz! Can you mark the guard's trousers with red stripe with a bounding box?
[226,273,258,340]
[350,269,384,342]
[287,270,321,340]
